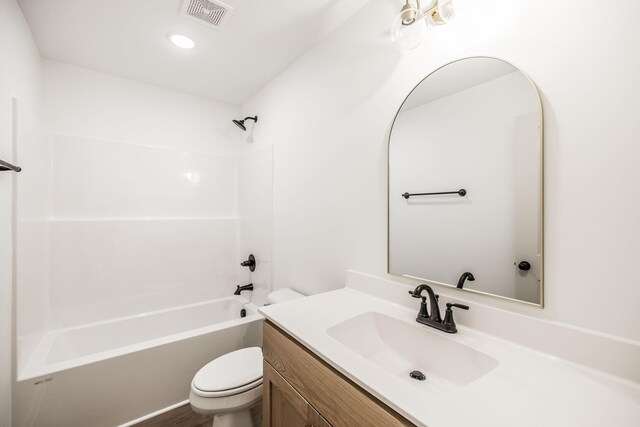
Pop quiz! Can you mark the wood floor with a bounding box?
[135,404,213,427]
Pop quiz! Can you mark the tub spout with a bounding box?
[234,283,254,295]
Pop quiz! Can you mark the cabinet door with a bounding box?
[263,360,331,427]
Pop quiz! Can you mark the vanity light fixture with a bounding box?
[391,0,457,50]
[169,33,196,49]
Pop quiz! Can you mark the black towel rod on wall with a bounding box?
[402,189,466,199]
[0,158,21,172]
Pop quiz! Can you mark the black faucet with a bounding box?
[409,284,469,333]
[408,284,442,322]
[234,283,254,295]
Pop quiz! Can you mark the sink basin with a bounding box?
[326,312,498,388]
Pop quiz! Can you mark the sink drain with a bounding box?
[409,370,426,381]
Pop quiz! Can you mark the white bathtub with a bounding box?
[14,296,263,427]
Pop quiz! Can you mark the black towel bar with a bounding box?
[0,158,21,172]
[402,189,466,199]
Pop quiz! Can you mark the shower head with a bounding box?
[232,116,258,131]
[232,119,246,131]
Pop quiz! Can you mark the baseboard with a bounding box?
[118,399,189,427]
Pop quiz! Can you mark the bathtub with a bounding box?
[14,296,263,427]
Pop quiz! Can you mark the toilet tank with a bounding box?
[266,288,304,305]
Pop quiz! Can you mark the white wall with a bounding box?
[0,0,43,425]
[241,0,640,342]
[43,60,242,153]
[389,71,540,302]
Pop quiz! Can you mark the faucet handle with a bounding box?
[240,254,256,272]
[442,303,469,333]
[418,296,428,318]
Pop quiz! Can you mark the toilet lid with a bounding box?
[193,347,263,393]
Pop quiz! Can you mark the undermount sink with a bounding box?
[326,312,498,388]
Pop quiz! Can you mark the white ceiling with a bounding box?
[401,58,517,111]
[18,0,370,105]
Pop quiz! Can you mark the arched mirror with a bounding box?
[388,57,543,306]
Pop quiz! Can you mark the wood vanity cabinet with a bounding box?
[263,321,413,427]
[263,362,331,427]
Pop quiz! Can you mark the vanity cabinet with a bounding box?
[263,362,331,427]
[263,321,413,427]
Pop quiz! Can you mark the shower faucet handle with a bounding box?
[240,254,256,272]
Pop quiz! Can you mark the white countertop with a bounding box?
[259,287,640,427]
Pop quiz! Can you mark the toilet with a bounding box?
[189,288,304,427]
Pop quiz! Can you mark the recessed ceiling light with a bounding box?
[169,34,196,49]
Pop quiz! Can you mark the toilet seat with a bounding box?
[189,382,263,418]
[191,347,263,398]
[192,377,263,398]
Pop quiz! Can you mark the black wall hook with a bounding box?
[517,261,531,271]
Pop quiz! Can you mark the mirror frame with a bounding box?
[387,56,545,307]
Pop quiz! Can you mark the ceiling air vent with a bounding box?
[180,0,234,29]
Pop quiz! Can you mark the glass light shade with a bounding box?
[434,0,457,23]
[391,7,426,50]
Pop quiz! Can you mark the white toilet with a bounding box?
[189,288,304,427]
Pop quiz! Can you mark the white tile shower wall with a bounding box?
[42,132,241,327]
[14,116,49,343]
[241,0,640,342]
[20,61,248,332]
[48,218,239,328]
[238,145,274,305]
[50,135,237,218]
[48,132,241,328]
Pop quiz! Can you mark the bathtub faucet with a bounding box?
[234,283,254,295]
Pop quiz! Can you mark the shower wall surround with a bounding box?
[238,144,274,305]
[47,135,238,328]
[14,60,273,375]
[240,0,640,343]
